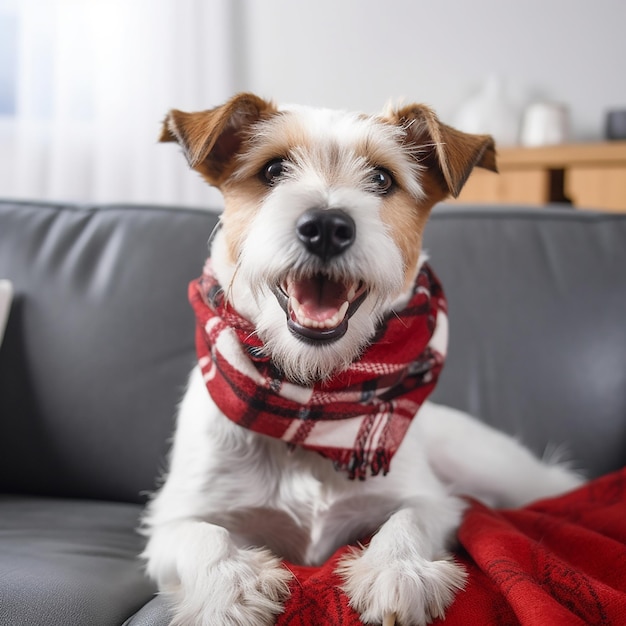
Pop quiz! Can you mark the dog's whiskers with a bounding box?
[224,261,244,306]
[244,329,262,346]
[207,217,224,250]
[390,308,410,329]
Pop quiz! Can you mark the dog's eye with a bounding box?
[370,168,394,194]
[261,159,286,185]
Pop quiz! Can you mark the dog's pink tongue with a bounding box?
[289,276,348,326]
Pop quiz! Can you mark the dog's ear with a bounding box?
[160,93,277,185]
[387,104,497,199]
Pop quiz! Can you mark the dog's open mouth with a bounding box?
[272,274,368,343]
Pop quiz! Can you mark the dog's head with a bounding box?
[161,93,496,384]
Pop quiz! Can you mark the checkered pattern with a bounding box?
[190,260,447,479]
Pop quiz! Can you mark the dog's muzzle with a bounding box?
[272,208,368,344]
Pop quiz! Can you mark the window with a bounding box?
[0,2,17,115]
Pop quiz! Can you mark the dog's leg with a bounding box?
[143,520,292,626]
[417,402,584,508]
[338,495,467,626]
[142,368,292,626]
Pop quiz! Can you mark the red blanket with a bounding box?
[278,469,626,625]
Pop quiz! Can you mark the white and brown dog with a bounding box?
[141,93,581,626]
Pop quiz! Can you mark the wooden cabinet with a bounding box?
[456,142,626,212]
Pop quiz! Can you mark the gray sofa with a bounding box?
[0,199,625,626]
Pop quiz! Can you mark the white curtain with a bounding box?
[0,0,239,208]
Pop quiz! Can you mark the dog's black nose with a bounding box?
[296,209,356,261]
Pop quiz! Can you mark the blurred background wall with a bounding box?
[241,0,624,141]
[0,0,624,207]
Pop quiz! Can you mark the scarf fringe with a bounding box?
[332,448,391,481]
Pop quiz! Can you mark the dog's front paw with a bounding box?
[170,547,292,626]
[337,545,466,626]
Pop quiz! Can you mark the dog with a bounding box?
[141,93,582,626]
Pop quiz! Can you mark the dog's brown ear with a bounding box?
[160,93,277,185]
[387,104,497,199]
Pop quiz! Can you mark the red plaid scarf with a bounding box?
[190,260,447,479]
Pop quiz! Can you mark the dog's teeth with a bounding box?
[289,294,350,330]
[319,301,349,329]
[289,296,302,319]
[347,284,357,301]
[337,301,349,322]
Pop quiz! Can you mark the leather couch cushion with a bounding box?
[0,201,218,503]
[1,200,624,505]
[425,205,626,477]
[0,496,154,626]
[123,595,171,626]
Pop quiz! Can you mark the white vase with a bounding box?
[454,76,520,147]
[520,102,570,147]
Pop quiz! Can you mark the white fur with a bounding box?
[142,102,584,626]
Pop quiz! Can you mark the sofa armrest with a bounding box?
[0,280,12,348]
[122,595,172,626]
